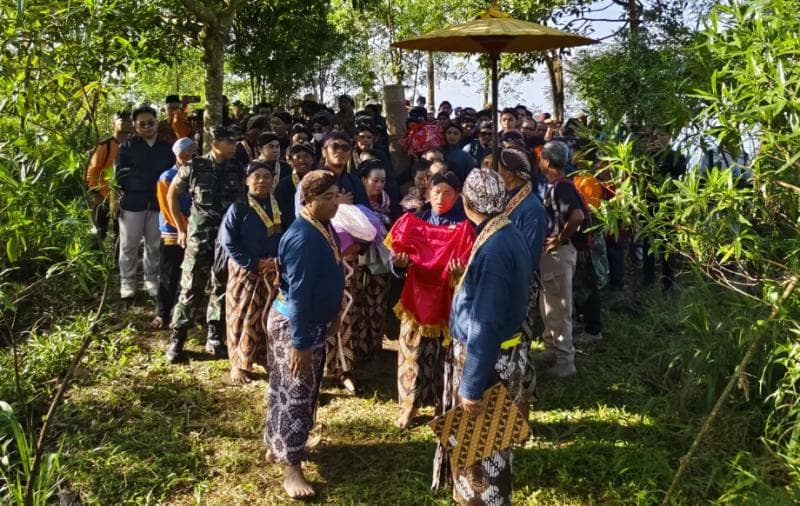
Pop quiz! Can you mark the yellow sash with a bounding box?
[299,206,342,265]
[248,194,282,235]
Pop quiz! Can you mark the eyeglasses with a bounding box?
[328,142,351,152]
[136,120,156,128]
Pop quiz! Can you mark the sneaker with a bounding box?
[165,338,186,364]
[205,340,228,359]
[145,281,158,299]
[573,331,603,345]
[546,362,577,379]
[120,285,136,300]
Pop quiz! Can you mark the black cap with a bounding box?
[256,131,279,147]
[430,171,461,191]
[165,94,180,104]
[355,123,375,135]
[246,160,275,176]
[357,158,384,178]
[288,141,315,157]
[210,126,235,141]
[271,111,292,125]
[113,110,131,121]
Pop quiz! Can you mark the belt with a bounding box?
[501,332,522,349]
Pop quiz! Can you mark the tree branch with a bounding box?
[177,0,215,25]
[661,274,799,506]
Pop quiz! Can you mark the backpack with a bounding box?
[551,178,593,251]
[84,137,115,188]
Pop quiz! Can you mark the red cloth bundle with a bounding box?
[385,213,475,340]
[403,122,444,155]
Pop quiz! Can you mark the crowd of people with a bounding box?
[84,93,687,503]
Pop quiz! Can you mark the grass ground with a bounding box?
[48,283,786,505]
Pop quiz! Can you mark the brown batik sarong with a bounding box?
[397,319,446,412]
[432,338,533,504]
[263,308,327,465]
[225,261,275,373]
[326,253,360,378]
[355,265,390,361]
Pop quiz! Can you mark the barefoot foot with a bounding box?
[394,406,418,429]
[149,316,165,330]
[230,367,252,385]
[284,464,315,499]
[265,449,276,464]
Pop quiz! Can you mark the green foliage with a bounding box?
[0,401,61,505]
[229,0,345,105]
[569,36,699,129]
[577,0,800,499]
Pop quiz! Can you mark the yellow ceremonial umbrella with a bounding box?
[392,5,597,170]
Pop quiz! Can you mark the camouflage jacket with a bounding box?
[173,154,245,239]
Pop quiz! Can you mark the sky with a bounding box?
[417,2,625,115]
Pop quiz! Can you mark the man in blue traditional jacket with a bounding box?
[264,170,344,500]
[438,168,532,505]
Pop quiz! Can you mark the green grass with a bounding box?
[20,285,795,505]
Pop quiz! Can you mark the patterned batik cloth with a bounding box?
[397,319,446,412]
[518,281,539,404]
[263,308,327,466]
[326,253,361,378]
[433,338,533,505]
[355,265,390,361]
[225,261,274,373]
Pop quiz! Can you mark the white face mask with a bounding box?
[313,133,324,142]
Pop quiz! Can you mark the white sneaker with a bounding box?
[145,281,158,298]
[546,362,577,379]
[120,285,135,299]
[573,331,603,345]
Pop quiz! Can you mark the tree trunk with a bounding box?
[545,51,565,124]
[426,51,435,112]
[383,84,410,181]
[202,25,225,133]
[627,0,640,35]
[177,0,241,150]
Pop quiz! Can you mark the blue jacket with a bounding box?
[220,196,282,272]
[115,137,176,212]
[506,185,548,275]
[449,219,531,400]
[277,216,345,349]
[443,145,477,184]
[416,198,466,226]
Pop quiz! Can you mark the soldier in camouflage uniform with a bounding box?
[165,127,246,363]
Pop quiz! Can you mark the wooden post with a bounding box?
[383,83,410,181]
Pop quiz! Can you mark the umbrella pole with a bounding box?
[491,53,499,172]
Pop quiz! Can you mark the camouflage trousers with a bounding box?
[170,233,227,344]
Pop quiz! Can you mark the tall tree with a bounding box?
[176,0,242,130]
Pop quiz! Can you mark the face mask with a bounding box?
[313,133,324,142]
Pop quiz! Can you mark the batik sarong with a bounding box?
[326,253,360,378]
[397,319,446,411]
[355,265,390,360]
[226,261,274,373]
[518,281,539,404]
[432,338,532,504]
[263,308,327,466]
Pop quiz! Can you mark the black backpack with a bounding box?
[550,178,593,251]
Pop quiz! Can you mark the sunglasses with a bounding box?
[328,142,351,152]
[136,120,157,128]
[479,131,492,136]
